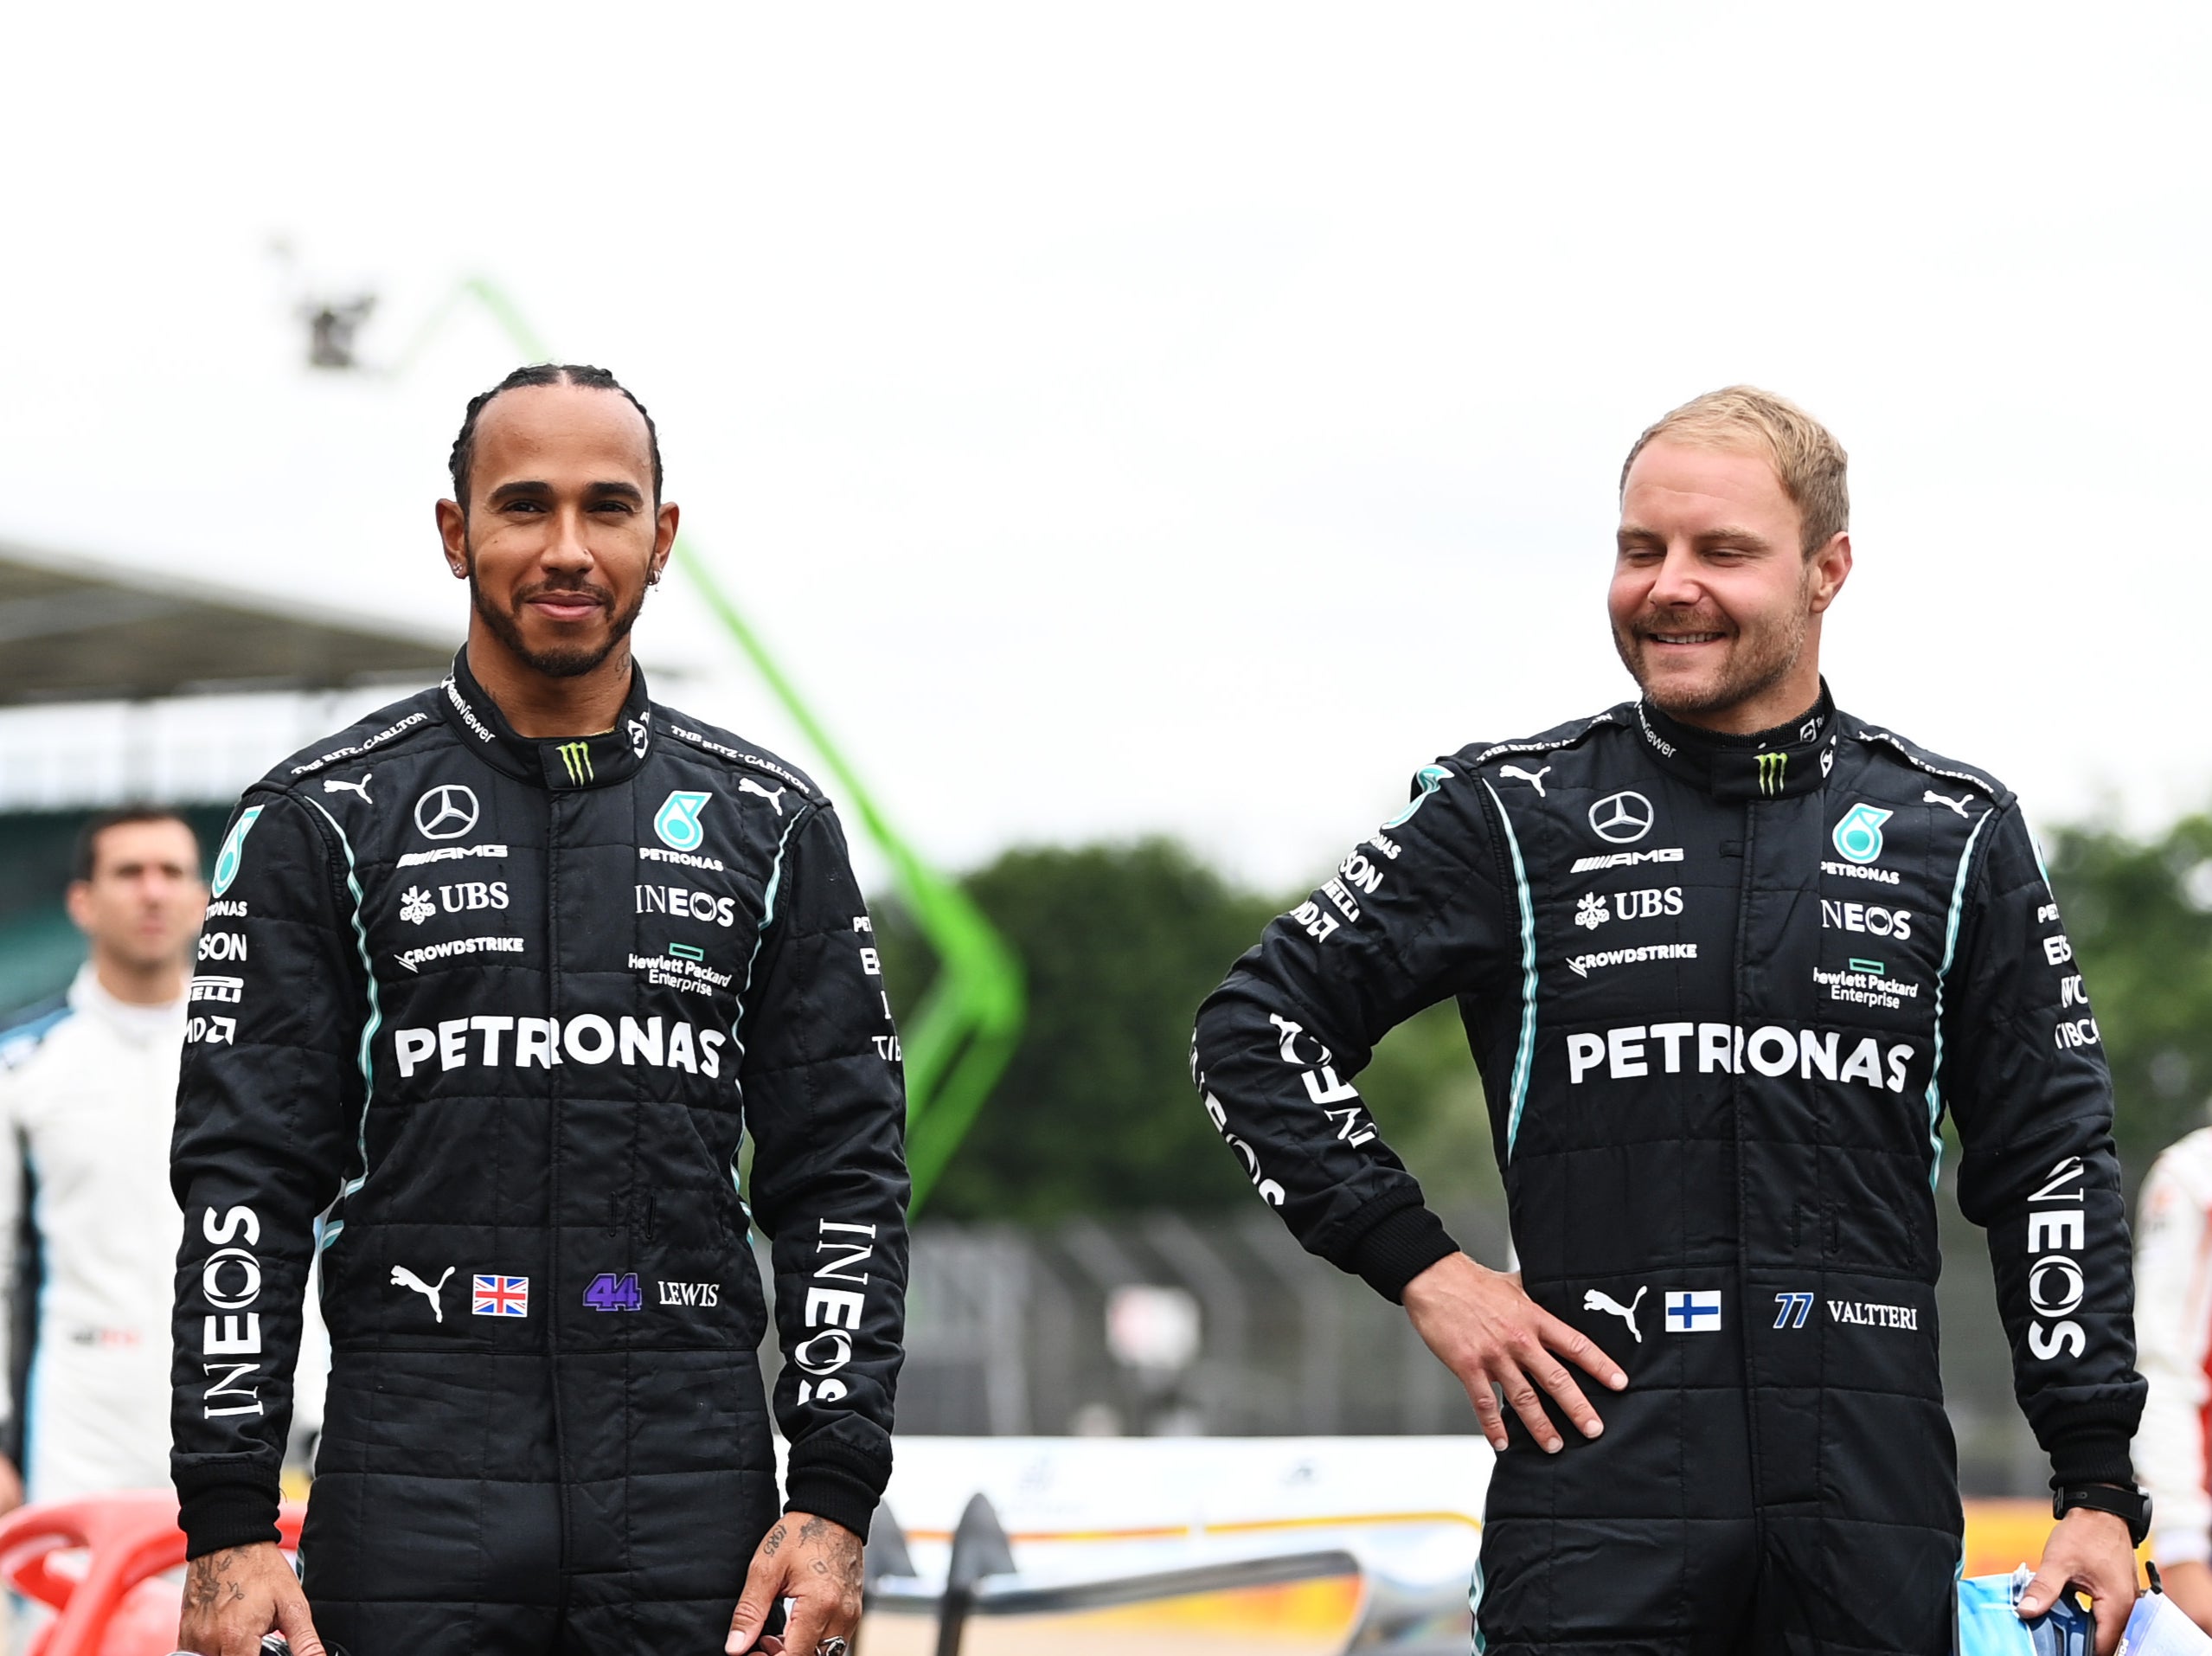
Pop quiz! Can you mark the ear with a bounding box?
[1805,531,1852,614]
[436,498,470,579]
[649,501,681,585]
[64,880,93,934]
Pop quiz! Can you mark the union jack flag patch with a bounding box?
[471,1274,529,1317]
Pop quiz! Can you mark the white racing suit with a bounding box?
[0,963,326,1503]
[2136,1124,2212,1569]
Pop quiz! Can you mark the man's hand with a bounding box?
[726,1511,863,1655]
[0,1454,22,1515]
[176,1541,324,1656]
[2016,1507,2138,1656]
[2155,1559,2212,1634]
[1402,1252,1627,1454]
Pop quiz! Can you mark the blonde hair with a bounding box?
[1620,386,1849,554]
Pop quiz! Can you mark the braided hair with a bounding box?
[447,363,663,512]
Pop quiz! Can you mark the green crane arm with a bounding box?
[387,279,1023,1207]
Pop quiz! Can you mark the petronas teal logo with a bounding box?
[654,791,712,850]
[1755,752,1788,796]
[211,806,264,897]
[556,741,593,785]
[1832,802,1894,865]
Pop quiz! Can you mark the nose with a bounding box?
[1646,542,1703,608]
[543,504,595,573]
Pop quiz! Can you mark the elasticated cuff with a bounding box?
[177,1480,281,1559]
[1344,1204,1460,1303]
[2046,1428,2136,1491]
[785,1462,882,1539]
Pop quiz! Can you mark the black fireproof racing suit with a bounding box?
[170,652,908,1655]
[1193,690,2142,1656]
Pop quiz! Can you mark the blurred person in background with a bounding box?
[1193,387,2148,1655]
[0,811,324,1514]
[170,365,907,1656]
[2130,1125,2212,1629]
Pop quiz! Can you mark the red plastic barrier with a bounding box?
[0,1491,305,1656]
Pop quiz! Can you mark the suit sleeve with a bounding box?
[1946,802,2145,1489]
[1191,762,1516,1302]
[2133,1144,2212,1564]
[739,802,909,1538]
[170,790,361,1557]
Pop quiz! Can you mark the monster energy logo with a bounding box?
[556,741,594,784]
[1755,752,1788,796]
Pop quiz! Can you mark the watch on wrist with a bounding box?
[2052,1482,2151,1548]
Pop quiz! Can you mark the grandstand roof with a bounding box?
[0,539,452,704]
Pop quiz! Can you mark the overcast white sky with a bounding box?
[3,5,2205,891]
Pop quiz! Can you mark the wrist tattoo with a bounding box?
[183,1548,250,1613]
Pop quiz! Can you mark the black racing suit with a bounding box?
[170,652,908,1655]
[1192,690,2142,1656]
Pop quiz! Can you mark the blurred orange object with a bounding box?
[1961,1499,2147,1589]
[0,1490,305,1656]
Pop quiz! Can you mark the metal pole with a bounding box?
[1143,1212,1251,1434]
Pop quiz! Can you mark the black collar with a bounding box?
[436,649,655,791]
[1632,682,1837,801]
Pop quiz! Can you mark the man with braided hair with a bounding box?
[170,365,908,1656]
[1194,388,2147,1653]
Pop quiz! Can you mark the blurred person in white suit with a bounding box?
[0,811,326,1512]
[2134,1124,2212,1631]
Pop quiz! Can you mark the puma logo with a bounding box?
[1582,1285,1647,1344]
[1500,765,1551,797]
[738,778,785,816]
[1923,789,1970,818]
[390,1265,455,1323]
[324,773,373,803]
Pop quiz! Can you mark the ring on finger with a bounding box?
[816,1640,850,1656]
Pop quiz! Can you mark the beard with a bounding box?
[467,555,649,679]
[1613,586,1811,722]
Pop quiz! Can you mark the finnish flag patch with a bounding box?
[1665,1290,1723,1333]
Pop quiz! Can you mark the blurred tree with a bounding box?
[875,838,1504,1220]
[2044,812,2212,1187]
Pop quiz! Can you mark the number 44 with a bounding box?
[584,1273,644,1312]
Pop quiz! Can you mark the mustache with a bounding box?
[513,579,614,612]
[1630,608,1732,635]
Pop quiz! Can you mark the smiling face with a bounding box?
[436,381,677,683]
[1609,439,1851,734]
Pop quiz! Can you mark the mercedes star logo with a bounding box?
[414,784,481,842]
[1587,790,1655,844]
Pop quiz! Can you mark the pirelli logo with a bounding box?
[556,741,593,784]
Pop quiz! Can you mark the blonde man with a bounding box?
[1195,388,2146,1654]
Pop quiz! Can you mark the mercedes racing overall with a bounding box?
[1192,690,2142,1655]
[170,654,908,1655]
